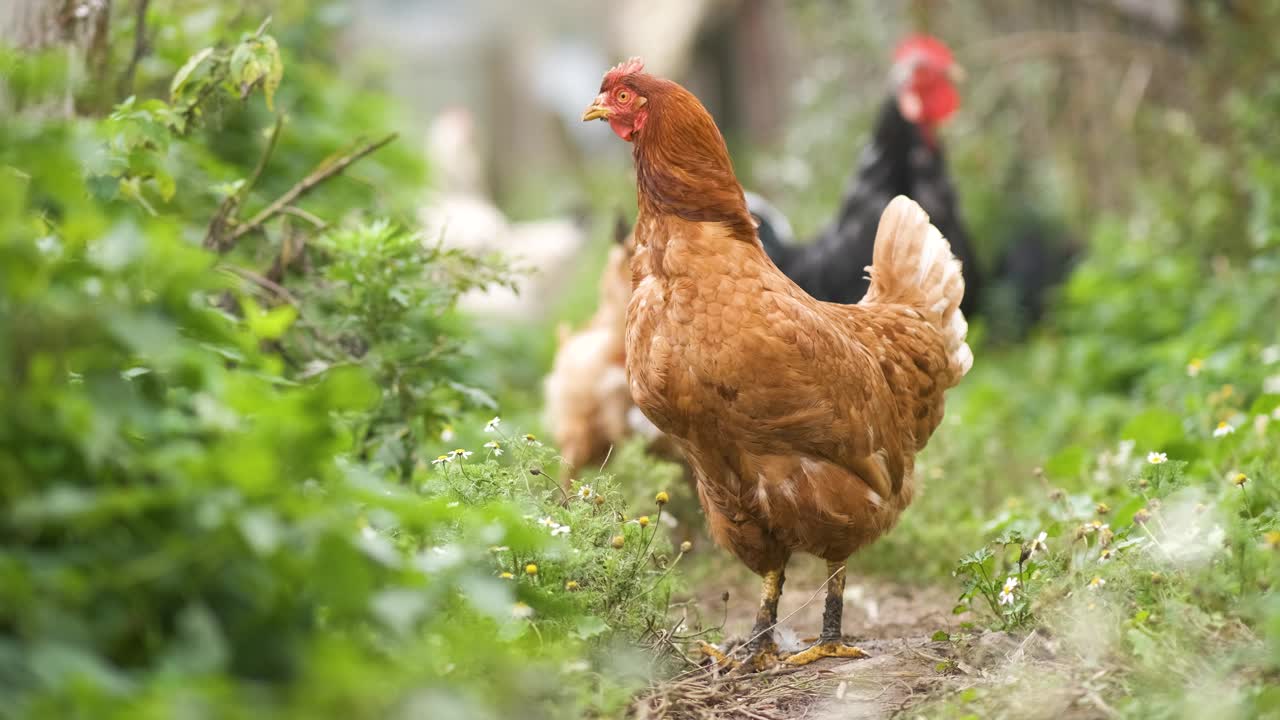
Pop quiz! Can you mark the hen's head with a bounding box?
[582,57,651,142]
[891,35,963,131]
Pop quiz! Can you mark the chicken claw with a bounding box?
[697,640,739,670]
[782,642,869,666]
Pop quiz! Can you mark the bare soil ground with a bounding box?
[632,556,1053,720]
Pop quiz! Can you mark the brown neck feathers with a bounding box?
[628,76,756,241]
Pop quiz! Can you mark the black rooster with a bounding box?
[748,35,1073,328]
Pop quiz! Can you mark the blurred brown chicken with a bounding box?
[582,58,972,669]
[543,219,642,488]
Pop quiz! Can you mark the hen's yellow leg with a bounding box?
[740,567,785,671]
[701,567,786,672]
[783,560,869,666]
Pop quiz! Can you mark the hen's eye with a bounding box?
[618,91,629,102]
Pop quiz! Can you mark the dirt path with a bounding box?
[635,556,990,719]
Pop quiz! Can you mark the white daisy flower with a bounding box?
[1212,421,1235,438]
[1002,576,1019,594]
[432,454,452,466]
[511,602,534,619]
[998,590,1014,606]
[577,485,594,501]
[1099,548,1114,563]
[1147,452,1168,464]
[484,416,502,432]
[451,448,473,459]
[551,525,571,536]
[483,440,503,456]
[1088,576,1106,590]
[536,516,557,528]
[523,433,543,446]
[1029,531,1048,555]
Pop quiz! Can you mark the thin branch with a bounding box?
[242,113,284,202]
[228,132,398,245]
[204,114,285,251]
[279,204,328,229]
[118,0,151,97]
[218,264,299,306]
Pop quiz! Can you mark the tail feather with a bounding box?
[862,196,972,378]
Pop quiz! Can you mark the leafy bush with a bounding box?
[0,13,682,719]
[888,8,1280,715]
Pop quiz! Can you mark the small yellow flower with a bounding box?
[1096,502,1110,515]
[1213,421,1235,438]
[594,494,606,506]
[638,515,650,528]
[610,535,625,549]
[1133,509,1151,525]
[1150,572,1164,584]
[1232,472,1248,487]
[1099,548,1114,563]
[499,572,514,580]
[565,580,580,590]
[523,433,542,446]
[1264,531,1280,550]
[655,491,670,506]
[1088,576,1106,590]
[524,563,538,576]
[680,540,693,553]
[1186,358,1203,377]
[1147,451,1168,465]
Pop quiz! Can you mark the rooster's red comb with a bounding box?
[603,57,645,86]
[893,35,954,68]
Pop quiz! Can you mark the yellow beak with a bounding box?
[582,94,609,121]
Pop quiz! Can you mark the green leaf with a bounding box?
[572,615,609,640]
[170,47,215,101]
[1250,393,1280,415]
[260,35,284,111]
[448,381,498,410]
[931,630,951,642]
[243,299,297,340]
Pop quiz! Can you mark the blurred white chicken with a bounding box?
[420,107,587,319]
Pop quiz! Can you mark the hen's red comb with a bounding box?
[893,35,954,68]
[603,57,645,86]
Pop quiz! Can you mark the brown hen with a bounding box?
[583,58,972,669]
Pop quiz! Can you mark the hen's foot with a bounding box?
[782,641,869,666]
[697,641,739,670]
[735,644,779,674]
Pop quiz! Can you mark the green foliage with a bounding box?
[0,10,681,719]
[889,8,1280,716]
[292,221,514,477]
